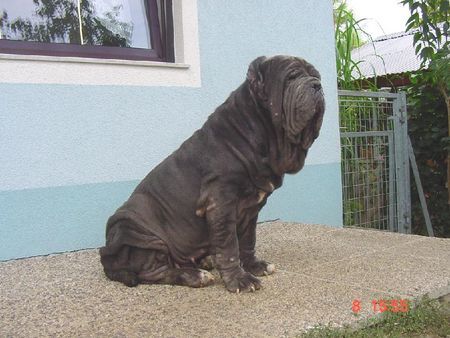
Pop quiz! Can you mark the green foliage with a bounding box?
[400,0,449,107]
[407,73,450,237]
[402,0,449,65]
[402,0,450,224]
[334,0,382,90]
[401,0,449,101]
[334,0,368,89]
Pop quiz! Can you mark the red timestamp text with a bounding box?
[352,299,409,314]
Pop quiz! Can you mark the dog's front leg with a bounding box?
[204,186,261,293]
[238,216,276,276]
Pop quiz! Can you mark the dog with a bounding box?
[100,55,325,293]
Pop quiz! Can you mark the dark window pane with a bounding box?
[0,0,172,61]
[0,0,81,44]
[82,0,151,48]
[0,0,152,48]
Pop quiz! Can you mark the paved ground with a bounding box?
[1,222,449,337]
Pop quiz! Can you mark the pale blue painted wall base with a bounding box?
[260,163,342,226]
[0,180,136,261]
[0,162,341,261]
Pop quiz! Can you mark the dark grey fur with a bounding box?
[100,55,325,293]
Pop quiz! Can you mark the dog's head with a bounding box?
[247,55,325,149]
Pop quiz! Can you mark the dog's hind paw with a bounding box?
[198,269,215,287]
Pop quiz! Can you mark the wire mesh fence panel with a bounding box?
[341,132,396,230]
[338,91,410,232]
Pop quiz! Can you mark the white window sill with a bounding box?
[0,53,190,69]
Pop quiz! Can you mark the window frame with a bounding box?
[0,0,174,62]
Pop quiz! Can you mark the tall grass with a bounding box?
[334,0,372,90]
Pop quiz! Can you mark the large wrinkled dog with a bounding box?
[100,55,325,293]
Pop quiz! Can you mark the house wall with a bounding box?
[0,0,342,261]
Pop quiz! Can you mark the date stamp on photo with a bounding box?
[352,299,409,314]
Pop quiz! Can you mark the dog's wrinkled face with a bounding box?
[247,55,325,148]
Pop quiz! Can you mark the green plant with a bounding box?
[401,0,450,205]
[334,0,366,90]
[407,75,450,237]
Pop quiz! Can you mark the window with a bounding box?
[0,0,174,62]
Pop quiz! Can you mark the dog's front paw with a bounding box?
[223,269,261,293]
[243,259,276,277]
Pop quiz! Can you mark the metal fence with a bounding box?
[338,90,411,233]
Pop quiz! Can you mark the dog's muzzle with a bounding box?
[283,76,324,144]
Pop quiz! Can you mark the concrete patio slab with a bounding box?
[303,251,450,296]
[1,221,449,337]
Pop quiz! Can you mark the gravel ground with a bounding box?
[1,221,449,337]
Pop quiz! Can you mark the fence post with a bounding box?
[401,92,412,234]
[393,92,411,234]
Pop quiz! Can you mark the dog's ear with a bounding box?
[247,56,285,128]
[269,59,293,128]
[246,56,267,98]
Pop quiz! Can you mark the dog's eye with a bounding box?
[287,72,300,80]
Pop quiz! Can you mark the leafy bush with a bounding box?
[407,73,450,237]
[402,0,449,237]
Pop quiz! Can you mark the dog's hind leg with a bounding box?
[102,246,215,288]
[104,269,139,287]
[139,267,215,288]
[197,255,214,270]
[136,248,215,287]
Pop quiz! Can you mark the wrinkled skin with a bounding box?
[100,55,325,293]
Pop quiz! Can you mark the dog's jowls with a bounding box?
[100,55,325,293]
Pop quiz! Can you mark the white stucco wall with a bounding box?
[0,0,341,260]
